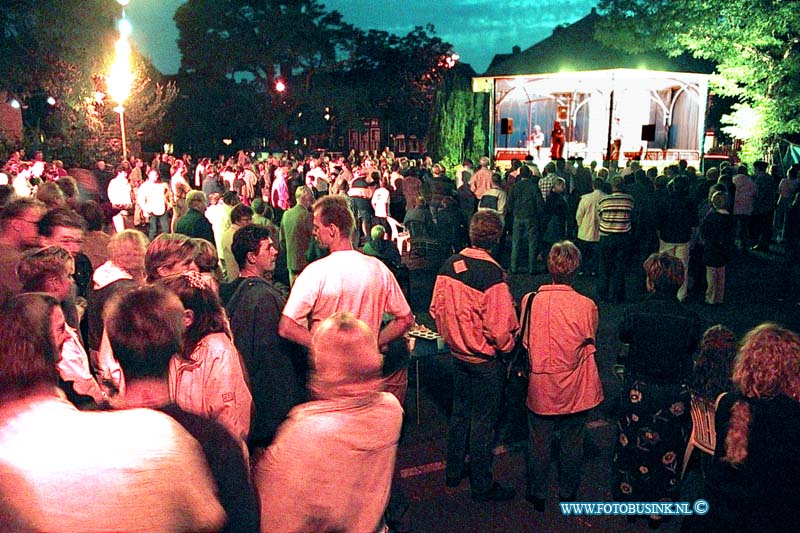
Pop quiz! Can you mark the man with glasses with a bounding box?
[0,198,46,294]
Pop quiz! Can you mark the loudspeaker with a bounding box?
[500,118,513,135]
[641,124,656,142]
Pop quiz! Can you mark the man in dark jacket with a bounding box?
[221,224,306,450]
[751,160,777,250]
[507,165,542,273]
[656,175,698,301]
[175,190,215,246]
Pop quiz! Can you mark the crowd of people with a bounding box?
[0,145,798,531]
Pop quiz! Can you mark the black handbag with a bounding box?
[504,291,535,380]
[496,291,536,444]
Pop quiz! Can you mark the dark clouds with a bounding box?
[127,0,598,75]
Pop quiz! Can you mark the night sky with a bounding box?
[126,0,600,75]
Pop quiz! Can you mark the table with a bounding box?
[408,326,448,424]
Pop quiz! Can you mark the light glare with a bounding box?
[119,18,132,37]
[107,35,133,104]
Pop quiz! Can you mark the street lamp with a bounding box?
[107,1,133,160]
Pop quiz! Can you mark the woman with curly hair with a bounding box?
[690,324,737,401]
[156,271,253,448]
[612,253,703,528]
[684,323,800,532]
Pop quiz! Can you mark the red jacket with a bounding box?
[522,285,603,415]
[429,248,518,364]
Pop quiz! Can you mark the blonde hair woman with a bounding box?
[523,241,603,511]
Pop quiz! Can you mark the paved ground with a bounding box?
[393,242,797,532]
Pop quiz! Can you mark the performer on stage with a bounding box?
[550,121,565,160]
[529,125,545,161]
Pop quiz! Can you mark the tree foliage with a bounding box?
[173,1,456,150]
[596,0,800,159]
[428,65,490,169]
[175,0,355,86]
[0,0,117,98]
[0,1,177,164]
[347,25,455,136]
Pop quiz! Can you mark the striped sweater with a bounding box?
[598,192,634,234]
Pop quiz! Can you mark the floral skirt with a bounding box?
[612,378,691,502]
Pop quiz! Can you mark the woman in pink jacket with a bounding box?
[156,271,253,448]
[522,241,604,511]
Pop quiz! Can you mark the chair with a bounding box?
[680,392,723,479]
[385,216,411,256]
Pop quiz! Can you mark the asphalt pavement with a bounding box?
[394,243,797,532]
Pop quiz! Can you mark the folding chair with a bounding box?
[680,392,725,479]
[385,216,411,256]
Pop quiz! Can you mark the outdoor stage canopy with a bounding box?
[473,8,714,167]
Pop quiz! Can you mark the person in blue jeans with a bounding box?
[138,169,171,240]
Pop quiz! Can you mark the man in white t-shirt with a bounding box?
[279,195,413,352]
[107,169,133,233]
[305,158,329,196]
[137,170,170,240]
[278,195,413,531]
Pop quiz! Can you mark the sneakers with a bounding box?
[471,482,515,502]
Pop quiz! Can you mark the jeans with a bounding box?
[526,409,588,499]
[510,216,539,272]
[597,232,631,303]
[576,238,598,275]
[446,357,504,495]
[148,213,170,240]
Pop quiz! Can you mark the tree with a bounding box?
[347,25,456,137]
[85,51,179,160]
[173,0,359,149]
[173,1,457,152]
[0,0,117,98]
[427,65,490,169]
[596,0,800,160]
[175,0,355,86]
[0,1,176,165]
